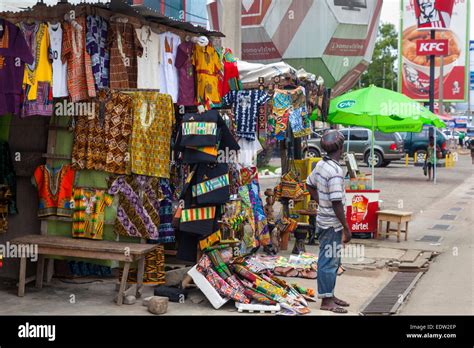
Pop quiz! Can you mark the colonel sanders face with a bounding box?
[418,0,436,19]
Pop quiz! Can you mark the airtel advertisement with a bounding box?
[399,0,469,102]
[345,191,380,234]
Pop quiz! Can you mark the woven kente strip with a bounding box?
[182,122,217,136]
[181,206,216,222]
[192,174,229,197]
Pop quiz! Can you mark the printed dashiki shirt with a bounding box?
[62,17,96,102]
[71,188,113,240]
[71,90,134,174]
[86,15,109,90]
[130,92,175,178]
[32,164,75,218]
[192,44,222,108]
[223,90,270,141]
[216,47,242,98]
[108,22,143,89]
[270,87,311,140]
[0,18,33,116]
[108,175,165,240]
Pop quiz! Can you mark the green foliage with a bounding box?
[359,22,398,91]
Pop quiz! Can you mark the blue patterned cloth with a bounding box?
[223,90,270,141]
[86,15,109,90]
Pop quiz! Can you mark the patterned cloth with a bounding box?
[270,87,310,139]
[62,18,97,102]
[192,44,222,108]
[216,47,242,98]
[71,90,134,174]
[130,92,175,178]
[32,165,75,217]
[71,188,113,240]
[157,179,175,243]
[21,81,53,117]
[120,246,165,285]
[108,175,164,240]
[223,90,270,141]
[86,15,109,90]
[0,185,12,233]
[108,22,143,89]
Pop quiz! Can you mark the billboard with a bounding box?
[399,0,470,102]
[208,0,382,96]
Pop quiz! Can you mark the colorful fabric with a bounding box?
[223,90,270,141]
[19,22,52,101]
[21,81,53,117]
[243,288,276,305]
[0,185,12,233]
[62,18,96,102]
[86,15,109,90]
[192,174,229,197]
[192,45,222,108]
[71,188,113,240]
[108,22,142,89]
[120,246,165,285]
[208,249,232,280]
[180,206,216,222]
[130,92,175,178]
[32,165,75,217]
[199,230,222,251]
[157,179,175,243]
[0,18,34,116]
[108,175,164,240]
[175,41,195,106]
[182,122,217,136]
[71,90,134,174]
[216,47,242,97]
[249,178,271,246]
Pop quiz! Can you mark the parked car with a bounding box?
[303,128,405,167]
[399,126,447,161]
[442,129,459,141]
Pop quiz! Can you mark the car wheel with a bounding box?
[304,148,320,158]
[365,150,383,167]
[414,149,427,163]
[381,160,391,167]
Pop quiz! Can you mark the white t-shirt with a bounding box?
[48,22,68,98]
[238,138,263,167]
[136,26,161,89]
[158,32,181,103]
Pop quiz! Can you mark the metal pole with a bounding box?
[347,128,351,153]
[429,30,435,112]
[371,118,375,190]
[435,56,445,185]
[382,62,386,89]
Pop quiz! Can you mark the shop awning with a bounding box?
[238,60,298,88]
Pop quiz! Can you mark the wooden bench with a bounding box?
[10,235,159,305]
[377,210,413,242]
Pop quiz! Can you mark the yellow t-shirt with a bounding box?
[22,23,53,101]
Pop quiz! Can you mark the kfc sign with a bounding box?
[416,39,449,56]
[414,0,455,30]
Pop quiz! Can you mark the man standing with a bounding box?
[306,130,352,314]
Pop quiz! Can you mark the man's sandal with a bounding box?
[321,306,348,314]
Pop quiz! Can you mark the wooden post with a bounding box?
[397,223,401,243]
[35,255,45,289]
[18,257,27,297]
[136,257,145,298]
[117,262,131,306]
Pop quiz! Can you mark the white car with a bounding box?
[442,129,459,141]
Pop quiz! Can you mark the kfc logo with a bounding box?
[414,0,455,30]
[416,39,449,56]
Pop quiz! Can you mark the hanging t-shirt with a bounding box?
[48,22,68,98]
[159,31,181,103]
[136,25,160,89]
[0,18,33,116]
[238,138,263,168]
[223,90,270,141]
[175,41,195,106]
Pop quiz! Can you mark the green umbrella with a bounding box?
[310,85,446,188]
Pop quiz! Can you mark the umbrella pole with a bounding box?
[347,128,351,153]
[434,126,437,185]
[371,117,375,190]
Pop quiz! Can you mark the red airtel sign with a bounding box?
[416,39,449,56]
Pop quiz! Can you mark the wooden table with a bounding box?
[10,235,159,305]
[376,210,413,242]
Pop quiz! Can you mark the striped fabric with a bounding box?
[192,174,229,197]
[182,122,217,136]
[180,206,216,223]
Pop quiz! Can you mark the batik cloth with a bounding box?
[0,185,12,233]
[0,141,17,214]
[71,90,134,174]
[108,22,143,89]
[108,175,164,240]
[32,165,75,217]
[223,90,270,141]
[62,18,97,102]
[192,44,222,108]
[157,179,175,243]
[86,15,109,90]
[130,92,175,178]
[71,188,113,240]
[270,87,311,139]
